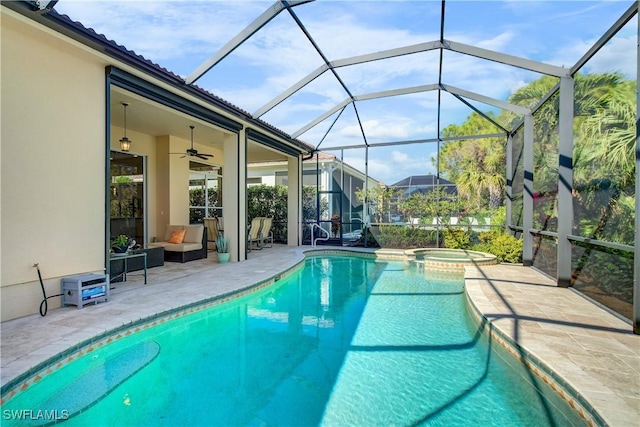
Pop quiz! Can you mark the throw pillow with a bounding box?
[168,229,186,244]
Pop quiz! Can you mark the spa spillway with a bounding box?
[406,248,498,272]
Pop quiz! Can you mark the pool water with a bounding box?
[417,249,487,259]
[3,256,585,426]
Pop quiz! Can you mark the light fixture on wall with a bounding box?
[119,102,132,152]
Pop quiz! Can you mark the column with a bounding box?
[223,131,246,261]
[287,155,302,246]
[522,114,534,266]
[557,76,575,287]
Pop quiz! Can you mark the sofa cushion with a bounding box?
[184,225,204,243]
[161,242,203,253]
[168,229,186,244]
[164,225,185,241]
[149,242,167,249]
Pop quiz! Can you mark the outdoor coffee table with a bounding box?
[110,252,147,284]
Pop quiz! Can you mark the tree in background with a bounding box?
[355,186,402,223]
[439,112,506,212]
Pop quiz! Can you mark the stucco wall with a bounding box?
[0,7,303,322]
[1,10,108,320]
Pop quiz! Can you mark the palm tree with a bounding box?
[440,113,506,212]
[578,80,636,187]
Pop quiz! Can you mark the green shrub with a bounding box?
[473,231,523,263]
[443,228,473,249]
[372,225,441,249]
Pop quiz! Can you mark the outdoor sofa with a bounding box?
[149,224,207,263]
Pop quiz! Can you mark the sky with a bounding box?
[54,0,636,185]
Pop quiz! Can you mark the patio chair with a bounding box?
[259,217,274,248]
[247,217,264,251]
[203,217,220,251]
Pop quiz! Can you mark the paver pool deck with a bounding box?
[1,246,638,426]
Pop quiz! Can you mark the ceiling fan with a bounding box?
[171,125,214,160]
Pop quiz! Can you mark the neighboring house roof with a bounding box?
[390,174,458,196]
[3,1,313,155]
[390,175,455,188]
[303,152,339,162]
[249,151,382,187]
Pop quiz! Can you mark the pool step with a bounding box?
[34,340,160,425]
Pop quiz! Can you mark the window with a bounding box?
[189,161,222,223]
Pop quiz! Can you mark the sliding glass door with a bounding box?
[110,151,145,244]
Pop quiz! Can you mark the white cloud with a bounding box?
[547,35,637,79]
[343,148,437,185]
[338,118,435,141]
[55,1,268,71]
[475,31,515,52]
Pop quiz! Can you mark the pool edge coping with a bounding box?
[463,287,605,427]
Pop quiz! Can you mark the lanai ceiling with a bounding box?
[53,0,636,180]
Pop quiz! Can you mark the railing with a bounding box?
[311,223,330,247]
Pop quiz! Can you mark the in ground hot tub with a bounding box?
[406,248,497,272]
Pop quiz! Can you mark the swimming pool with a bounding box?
[2,255,587,426]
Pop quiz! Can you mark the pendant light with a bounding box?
[119,102,132,152]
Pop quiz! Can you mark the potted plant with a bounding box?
[216,235,230,263]
[110,234,131,254]
[331,214,341,237]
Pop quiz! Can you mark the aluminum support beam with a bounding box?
[253,42,441,118]
[354,84,440,102]
[556,76,574,287]
[257,37,563,121]
[294,82,525,139]
[571,2,638,75]
[332,41,440,68]
[292,98,351,138]
[253,64,328,117]
[511,82,560,132]
[364,145,369,229]
[444,39,569,78]
[449,91,510,133]
[634,6,639,335]
[315,133,507,151]
[293,84,439,138]
[522,114,535,266]
[442,84,530,115]
[186,0,312,85]
[506,133,513,232]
